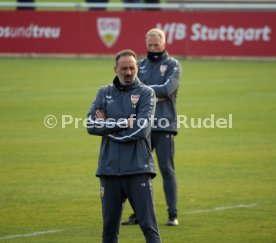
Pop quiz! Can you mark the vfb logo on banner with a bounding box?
[157,23,187,44]
[97,17,121,48]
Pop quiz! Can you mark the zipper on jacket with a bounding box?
[118,90,124,175]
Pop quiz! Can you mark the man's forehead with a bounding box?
[118,56,137,65]
[147,35,161,41]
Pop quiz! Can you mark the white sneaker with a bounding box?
[167,217,179,226]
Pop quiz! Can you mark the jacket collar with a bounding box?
[147,50,168,62]
[113,76,140,91]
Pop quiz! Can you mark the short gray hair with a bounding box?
[145,28,166,44]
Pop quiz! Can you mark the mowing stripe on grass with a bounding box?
[0,229,64,240]
[183,203,257,215]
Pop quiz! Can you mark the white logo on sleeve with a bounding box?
[100,186,104,198]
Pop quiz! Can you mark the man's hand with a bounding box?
[95,109,106,120]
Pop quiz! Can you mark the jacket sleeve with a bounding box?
[108,88,156,143]
[86,87,128,136]
[149,59,181,98]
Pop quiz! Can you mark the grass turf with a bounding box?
[0,57,275,242]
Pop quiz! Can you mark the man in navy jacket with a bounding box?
[87,49,161,243]
[122,28,181,226]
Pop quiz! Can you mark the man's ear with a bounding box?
[113,66,117,73]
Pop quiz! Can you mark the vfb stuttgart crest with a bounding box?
[97,17,121,48]
[131,95,140,105]
[160,65,167,74]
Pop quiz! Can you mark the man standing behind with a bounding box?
[87,49,161,242]
[122,28,181,226]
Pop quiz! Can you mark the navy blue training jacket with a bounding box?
[87,76,157,178]
[138,51,181,134]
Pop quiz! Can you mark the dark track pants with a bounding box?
[100,174,161,243]
[151,131,178,216]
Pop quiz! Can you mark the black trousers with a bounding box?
[100,174,161,243]
[151,131,178,216]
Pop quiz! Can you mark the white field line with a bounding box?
[0,229,64,240]
[0,204,256,239]
[183,203,257,215]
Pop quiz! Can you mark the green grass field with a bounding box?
[0,57,275,242]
